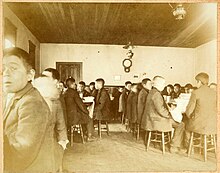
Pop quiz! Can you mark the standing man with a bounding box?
[121,81,132,124]
[3,47,54,172]
[126,83,138,132]
[42,68,68,122]
[94,78,111,121]
[137,78,152,125]
[185,73,217,146]
[42,68,68,143]
[41,68,68,171]
[111,87,122,121]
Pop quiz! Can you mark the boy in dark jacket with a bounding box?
[126,83,138,133]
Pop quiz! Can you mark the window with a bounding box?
[4,38,15,48]
[4,18,17,48]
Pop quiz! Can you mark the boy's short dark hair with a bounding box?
[195,72,209,85]
[79,81,86,86]
[185,83,193,89]
[89,82,95,86]
[3,47,33,71]
[66,77,76,88]
[44,68,60,81]
[142,78,151,85]
[125,81,132,86]
[174,83,181,88]
[131,83,137,87]
[96,78,105,86]
[209,83,217,87]
[167,84,174,90]
[153,76,164,81]
[60,81,67,88]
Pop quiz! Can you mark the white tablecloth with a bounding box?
[170,94,191,123]
[83,97,95,119]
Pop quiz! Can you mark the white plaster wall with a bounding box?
[40,43,196,85]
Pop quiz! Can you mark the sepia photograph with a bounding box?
[1,0,219,173]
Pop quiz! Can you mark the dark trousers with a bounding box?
[184,130,192,149]
[171,121,185,148]
[182,114,192,148]
[81,118,94,137]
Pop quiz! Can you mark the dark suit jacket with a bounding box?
[44,98,67,170]
[64,88,90,127]
[185,85,217,134]
[121,88,130,117]
[60,93,68,126]
[111,88,121,116]
[126,91,138,123]
[141,88,172,132]
[3,83,55,172]
[90,89,98,98]
[94,88,111,120]
[137,88,149,124]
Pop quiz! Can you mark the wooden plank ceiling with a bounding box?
[5,2,217,48]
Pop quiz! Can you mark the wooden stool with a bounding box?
[97,120,110,138]
[70,124,85,146]
[188,132,217,161]
[121,113,125,125]
[136,124,140,140]
[145,130,172,154]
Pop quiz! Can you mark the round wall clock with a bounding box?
[122,58,132,73]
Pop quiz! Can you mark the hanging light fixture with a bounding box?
[123,42,134,50]
[123,42,134,58]
[169,4,186,20]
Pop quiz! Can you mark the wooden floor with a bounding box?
[63,123,216,172]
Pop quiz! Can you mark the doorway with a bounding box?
[56,62,82,83]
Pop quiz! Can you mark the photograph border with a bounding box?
[0,0,219,172]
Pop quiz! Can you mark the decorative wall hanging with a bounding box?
[122,42,134,73]
[122,58,132,73]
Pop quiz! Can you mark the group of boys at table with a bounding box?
[120,73,216,154]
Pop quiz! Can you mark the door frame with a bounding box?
[56,62,83,81]
[28,40,36,70]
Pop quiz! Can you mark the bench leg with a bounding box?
[79,124,85,144]
[146,131,151,151]
[199,134,202,154]
[121,113,125,124]
[70,126,74,147]
[213,135,217,158]
[98,120,102,139]
[136,124,140,140]
[188,132,194,157]
[204,135,207,162]
[167,132,171,143]
[106,122,110,136]
[161,132,165,154]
